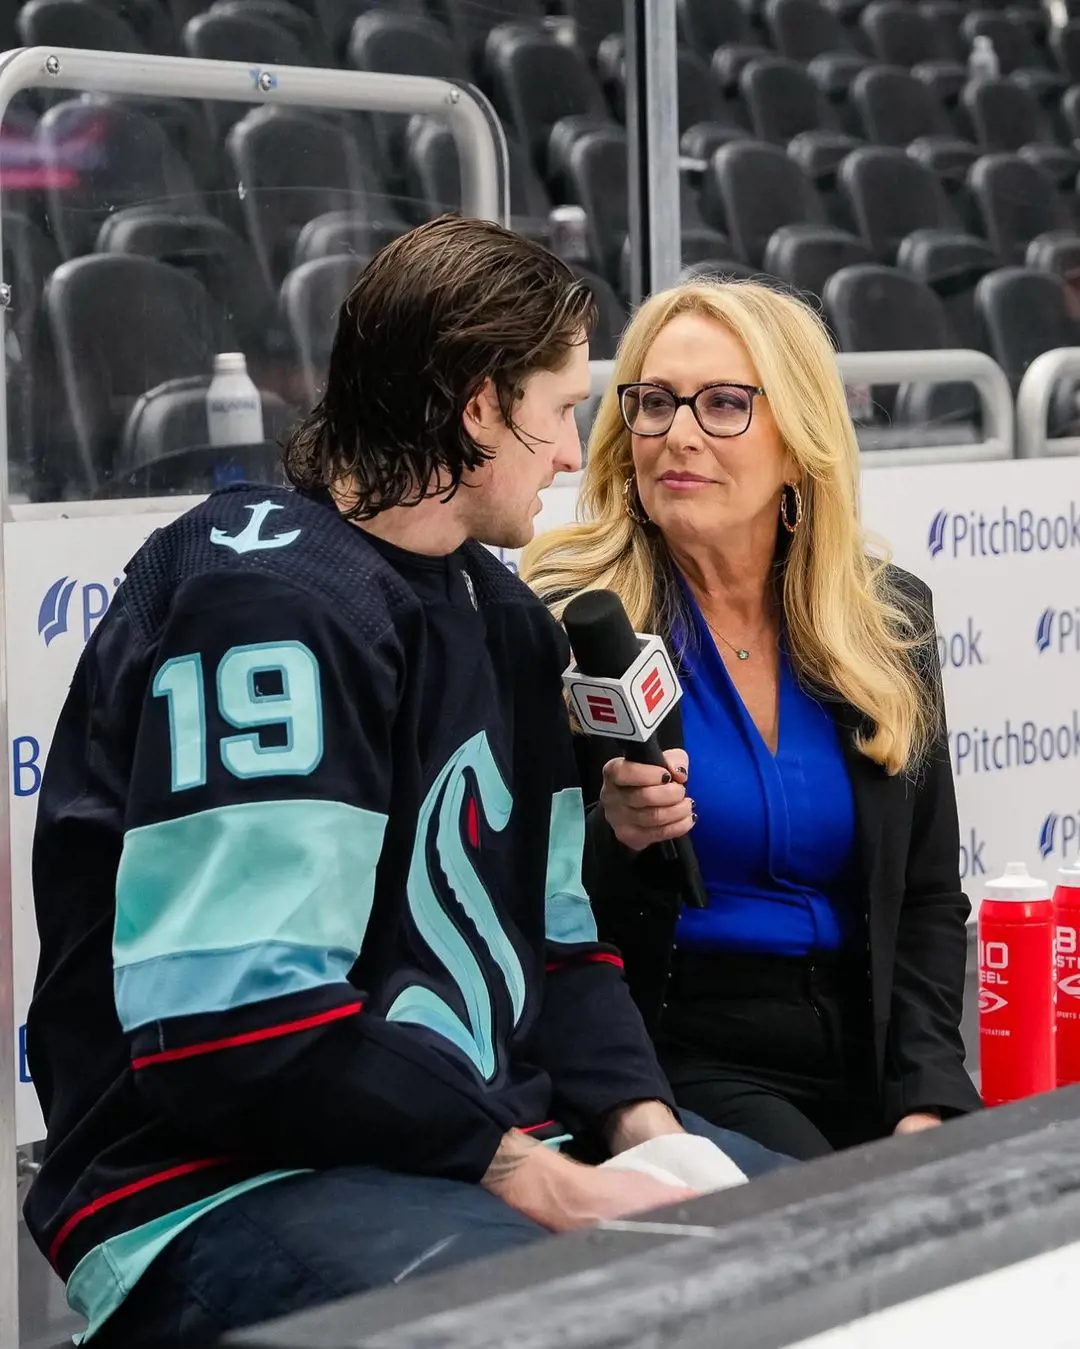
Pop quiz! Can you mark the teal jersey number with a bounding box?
[153,642,323,791]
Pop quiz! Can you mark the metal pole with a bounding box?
[623,0,681,304]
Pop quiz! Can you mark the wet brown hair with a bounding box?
[283,214,596,519]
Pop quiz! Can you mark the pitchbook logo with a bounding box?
[1040,811,1080,861]
[927,505,1080,560]
[38,575,121,647]
[1036,606,1080,655]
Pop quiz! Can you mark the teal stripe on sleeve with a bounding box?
[544,787,598,946]
[113,798,387,1027]
[66,1169,304,1342]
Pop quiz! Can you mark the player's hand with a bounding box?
[599,749,694,853]
[482,1131,697,1232]
[893,1111,942,1136]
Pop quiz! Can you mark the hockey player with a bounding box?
[24,216,782,1346]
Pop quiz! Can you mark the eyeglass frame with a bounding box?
[616,381,767,439]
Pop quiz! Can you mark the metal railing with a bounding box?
[1016,348,1080,459]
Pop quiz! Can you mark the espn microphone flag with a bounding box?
[564,631,681,741]
[562,589,707,909]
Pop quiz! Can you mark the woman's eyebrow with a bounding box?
[637,377,677,391]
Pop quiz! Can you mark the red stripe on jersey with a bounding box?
[49,1156,233,1266]
[546,952,624,973]
[131,1001,364,1071]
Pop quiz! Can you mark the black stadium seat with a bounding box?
[852,65,958,145]
[17,0,144,51]
[677,0,751,58]
[281,255,366,402]
[840,146,986,262]
[117,377,292,494]
[740,56,860,186]
[764,0,869,102]
[975,267,1080,435]
[961,78,1079,187]
[209,0,330,63]
[763,224,872,301]
[860,0,957,66]
[183,9,311,63]
[968,152,1078,265]
[403,117,550,239]
[823,262,977,430]
[94,211,280,358]
[183,11,312,137]
[564,126,728,288]
[551,0,623,64]
[703,140,843,268]
[485,25,612,181]
[226,107,396,286]
[39,99,203,259]
[347,11,466,183]
[961,10,1063,99]
[314,0,427,61]
[434,0,545,63]
[45,255,228,494]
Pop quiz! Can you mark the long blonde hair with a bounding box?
[520,280,936,776]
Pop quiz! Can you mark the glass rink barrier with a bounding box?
[0,44,514,1349]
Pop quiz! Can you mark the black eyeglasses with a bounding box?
[617,382,766,439]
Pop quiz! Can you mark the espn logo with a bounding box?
[585,693,620,726]
[562,633,683,743]
[640,664,665,715]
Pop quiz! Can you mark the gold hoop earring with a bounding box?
[780,482,803,534]
[623,475,649,525]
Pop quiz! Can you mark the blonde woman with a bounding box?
[521,281,981,1160]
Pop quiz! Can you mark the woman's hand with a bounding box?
[599,749,695,853]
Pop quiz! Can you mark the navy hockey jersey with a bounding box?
[24,485,672,1336]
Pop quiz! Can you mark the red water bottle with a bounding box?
[978,862,1055,1106]
[1054,851,1080,1087]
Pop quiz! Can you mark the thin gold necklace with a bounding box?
[704,617,775,663]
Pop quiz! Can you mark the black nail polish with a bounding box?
[675,765,689,778]
[661,772,672,784]
[691,811,698,825]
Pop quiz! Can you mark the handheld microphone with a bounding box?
[562,590,707,910]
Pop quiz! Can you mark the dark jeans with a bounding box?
[92,1113,785,1347]
[659,950,883,1162]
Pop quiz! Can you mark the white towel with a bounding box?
[600,1133,748,1196]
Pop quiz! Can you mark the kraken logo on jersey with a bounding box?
[387,731,526,1082]
[210,501,302,554]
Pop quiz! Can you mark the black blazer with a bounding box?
[576,566,983,1132]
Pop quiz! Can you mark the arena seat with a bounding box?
[225,106,395,286]
[44,254,229,494]
[403,116,550,240]
[677,0,753,60]
[39,98,203,259]
[852,64,961,145]
[95,211,280,358]
[962,78,1080,188]
[968,152,1079,265]
[484,25,612,182]
[824,261,979,429]
[17,0,144,52]
[859,0,959,67]
[346,10,466,185]
[282,255,364,401]
[702,139,840,268]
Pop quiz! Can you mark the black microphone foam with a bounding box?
[562,590,641,678]
[563,590,707,910]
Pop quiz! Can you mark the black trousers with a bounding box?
[657,949,884,1162]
